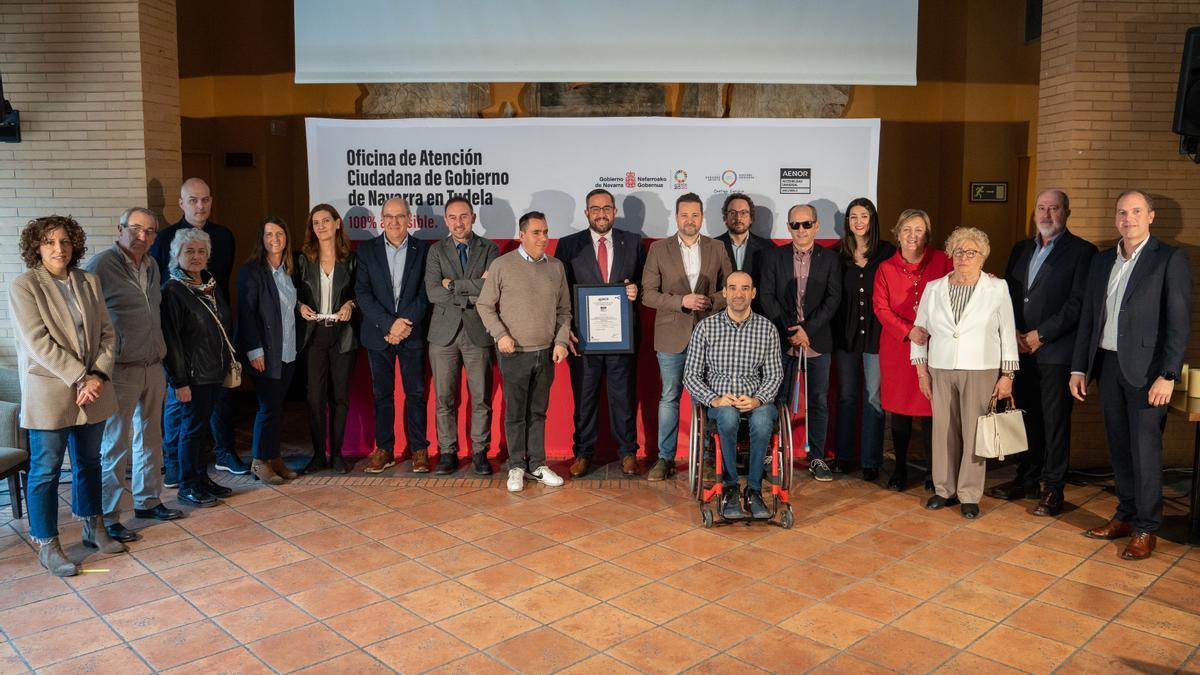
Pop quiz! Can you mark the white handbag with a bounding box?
[974,395,1028,460]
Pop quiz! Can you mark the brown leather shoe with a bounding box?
[1033,489,1064,517]
[269,457,297,480]
[569,457,590,478]
[364,449,396,474]
[621,455,638,476]
[1082,518,1133,540]
[411,449,430,473]
[1121,532,1156,560]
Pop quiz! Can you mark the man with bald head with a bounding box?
[356,197,431,474]
[149,178,243,475]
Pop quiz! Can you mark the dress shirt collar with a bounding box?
[384,234,409,252]
[1118,235,1149,262]
[518,244,545,262]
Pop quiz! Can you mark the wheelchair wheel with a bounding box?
[777,403,795,492]
[700,507,714,528]
[779,505,794,529]
[688,404,703,500]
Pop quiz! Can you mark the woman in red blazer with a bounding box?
[873,209,952,491]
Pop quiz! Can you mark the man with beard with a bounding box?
[989,189,1096,516]
[554,189,646,478]
[715,193,774,307]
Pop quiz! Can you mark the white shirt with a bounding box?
[319,264,334,315]
[53,277,85,349]
[1100,236,1148,352]
[590,229,614,281]
[678,236,701,291]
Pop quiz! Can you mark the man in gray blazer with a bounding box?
[85,208,183,542]
[425,197,500,475]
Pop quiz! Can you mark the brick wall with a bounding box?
[1037,0,1200,466]
[0,0,181,367]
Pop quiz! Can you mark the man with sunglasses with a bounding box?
[760,204,842,481]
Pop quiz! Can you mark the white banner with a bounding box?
[305,117,880,241]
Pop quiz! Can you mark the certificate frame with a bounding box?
[574,284,634,355]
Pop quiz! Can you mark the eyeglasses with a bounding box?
[788,220,817,231]
[124,225,157,237]
[587,206,615,215]
[726,209,751,219]
[952,249,982,259]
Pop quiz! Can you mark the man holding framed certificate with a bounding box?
[556,189,645,479]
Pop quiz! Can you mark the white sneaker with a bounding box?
[507,468,525,492]
[531,465,564,487]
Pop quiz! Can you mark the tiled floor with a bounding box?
[0,465,1197,674]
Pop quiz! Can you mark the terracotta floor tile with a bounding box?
[194,523,282,556]
[482,626,592,674]
[488,500,566,527]
[473,528,557,560]
[936,526,1020,559]
[525,513,608,542]
[324,600,425,647]
[184,575,276,616]
[705,546,793,579]
[396,579,491,622]
[570,501,650,527]
[502,580,599,623]
[934,651,1025,674]
[1114,597,1200,645]
[289,525,372,556]
[378,526,461,558]
[1037,578,1133,620]
[777,602,882,648]
[1084,623,1193,673]
[826,580,921,622]
[259,510,339,539]
[684,653,770,674]
[1068,558,1160,595]
[809,652,899,675]
[0,573,71,612]
[1163,557,1200,586]
[288,577,383,619]
[560,653,644,674]
[662,562,747,601]
[748,530,833,561]
[658,529,742,560]
[565,529,648,559]
[130,538,218,572]
[530,486,609,512]
[0,552,43,585]
[392,498,473,527]
[355,560,437,598]
[367,624,474,673]
[156,557,244,593]
[0,593,96,638]
[798,515,876,542]
[998,541,1085,576]
[1024,526,1109,558]
[295,650,395,674]
[350,511,424,540]
[129,619,235,671]
[932,580,1026,621]
[718,583,814,623]
[1143,576,1200,615]
[248,623,355,672]
[772,562,858,599]
[214,597,314,642]
[104,595,203,641]
[436,513,513,541]
[256,558,345,595]
[320,542,405,576]
[437,601,540,649]
[902,542,989,578]
[426,651,516,674]
[1003,600,1105,647]
[514,544,601,579]
[609,582,706,623]
[457,561,550,599]
[881,512,958,540]
[558,561,652,601]
[37,643,149,675]
[969,624,1076,672]
[665,603,769,649]
[893,603,994,648]
[849,625,957,672]
[613,543,700,579]
[607,626,716,674]
[728,627,839,673]
[226,540,312,573]
[808,543,896,579]
[11,617,121,669]
[843,527,927,559]
[871,561,956,599]
[232,495,309,521]
[417,543,504,577]
[613,514,693,544]
[161,647,273,675]
[66,549,150,589]
[967,560,1057,597]
[175,506,252,536]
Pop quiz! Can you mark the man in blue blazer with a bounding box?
[1070,190,1191,560]
[556,189,646,478]
[355,197,431,474]
[991,189,1096,516]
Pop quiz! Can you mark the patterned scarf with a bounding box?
[170,267,218,307]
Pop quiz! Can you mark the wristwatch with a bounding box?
[1001,371,1016,380]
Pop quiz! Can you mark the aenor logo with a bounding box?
[779,168,812,195]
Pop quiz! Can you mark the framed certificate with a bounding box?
[575,284,634,354]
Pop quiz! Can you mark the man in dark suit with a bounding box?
[715,193,774,302]
[990,189,1096,516]
[355,197,431,474]
[1070,190,1191,560]
[425,197,499,476]
[760,203,842,482]
[556,188,646,478]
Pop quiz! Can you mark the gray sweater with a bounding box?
[476,249,572,352]
[84,243,167,365]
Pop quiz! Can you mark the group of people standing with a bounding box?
[8,179,1188,578]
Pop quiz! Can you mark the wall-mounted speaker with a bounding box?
[1173,26,1200,161]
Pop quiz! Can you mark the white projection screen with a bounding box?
[294,0,918,85]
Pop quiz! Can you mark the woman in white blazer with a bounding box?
[910,227,1018,519]
[9,216,127,577]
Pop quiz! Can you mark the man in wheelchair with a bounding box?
[683,272,783,520]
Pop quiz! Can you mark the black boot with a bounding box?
[330,451,349,474]
[888,450,908,491]
[303,452,327,475]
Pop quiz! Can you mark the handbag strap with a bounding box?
[988,394,1019,414]
[193,292,237,362]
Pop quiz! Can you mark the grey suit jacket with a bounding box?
[425,233,500,348]
[642,235,731,353]
[9,267,118,430]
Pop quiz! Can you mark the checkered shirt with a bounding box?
[683,310,783,406]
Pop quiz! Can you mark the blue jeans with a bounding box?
[250,361,295,460]
[708,404,778,491]
[778,352,830,461]
[834,350,885,468]
[163,383,235,480]
[27,422,105,540]
[656,350,688,460]
[165,384,221,490]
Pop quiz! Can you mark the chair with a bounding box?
[0,367,30,519]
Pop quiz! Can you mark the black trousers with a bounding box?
[250,361,295,461]
[1098,350,1166,533]
[498,348,554,471]
[1014,360,1074,491]
[567,353,638,459]
[305,325,356,460]
[891,413,932,475]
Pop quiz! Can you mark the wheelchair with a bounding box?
[686,400,795,529]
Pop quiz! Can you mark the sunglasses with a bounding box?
[788,220,817,231]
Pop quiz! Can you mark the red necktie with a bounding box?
[598,236,609,283]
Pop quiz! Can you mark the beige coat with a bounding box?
[642,235,731,353]
[9,267,118,430]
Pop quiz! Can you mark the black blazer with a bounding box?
[715,232,774,282]
[759,243,843,355]
[1071,236,1191,387]
[1004,230,1097,366]
[294,252,358,354]
[355,233,429,352]
[834,240,895,353]
[554,227,646,334]
[161,276,233,389]
[236,262,299,380]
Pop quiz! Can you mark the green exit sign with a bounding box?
[969,182,1008,203]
